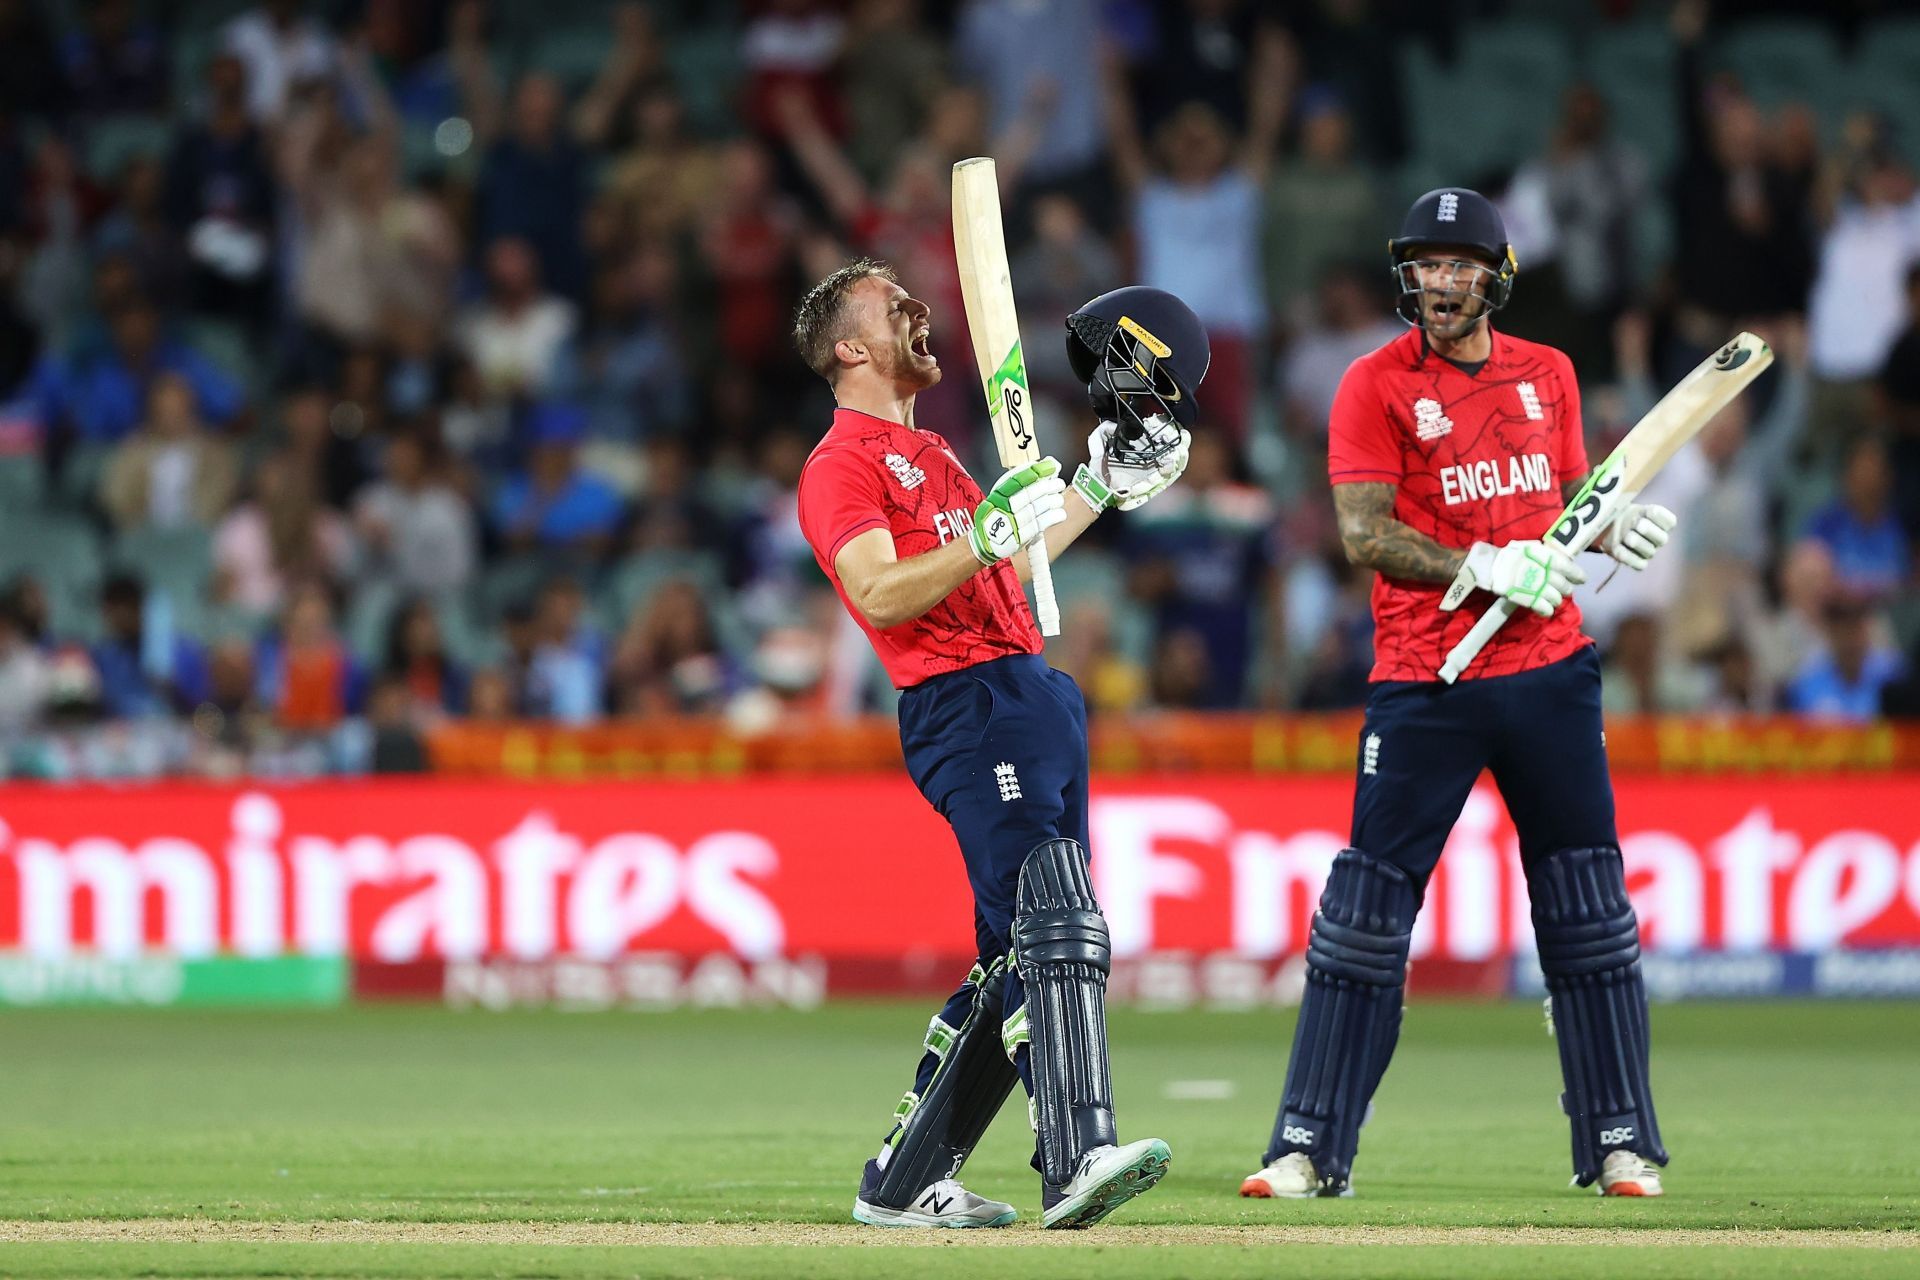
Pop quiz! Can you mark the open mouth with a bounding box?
[910,330,933,359]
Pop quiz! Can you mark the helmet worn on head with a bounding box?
[1065,286,1210,454]
[1387,187,1517,326]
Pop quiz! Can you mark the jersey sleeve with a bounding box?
[1326,358,1402,484]
[1554,349,1589,482]
[798,446,890,567]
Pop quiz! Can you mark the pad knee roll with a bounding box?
[1013,838,1117,1186]
[1531,845,1668,1184]
[1269,848,1417,1186]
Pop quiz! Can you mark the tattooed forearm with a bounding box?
[1332,482,1467,584]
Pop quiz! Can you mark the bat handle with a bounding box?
[1028,536,1060,637]
[1437,598,1517,684]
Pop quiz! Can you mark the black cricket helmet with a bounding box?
[1387,187,1517,328]
[1066,286,1210,450]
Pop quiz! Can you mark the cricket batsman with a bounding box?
[792,260,1209,1227]
[1239,189,1675,1200]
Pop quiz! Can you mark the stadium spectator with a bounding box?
[609,579,734,716]
[457,237,577,402]
[1784,596,1906,720]
[742,0,848,143]
[278,383,370,512]
[554,244,692,445]
[366,674,430,773]
[1877,263,1920,542]
[100,371,239,532]
[1279,263,1400,438]
[490,403,623,556]
[1122,433,1273,707]
[89,575,211,721]
[1103,48,1287,442]
[1600,612,1709,715]
[1012,193,1121,399]
[213,453,355,615]
[164,53,277,326]
[59,0,168,119]
[1669,0,1813,358]
[1803,435,1910,601]
[840,0,950,183]
[354,429,477,599]
[255,580,365,731]
[475,74,588,302]
[384,598,467,719]
[628,436,721,556]
[1148,627,1214,710]
[569,2,670,151]
[223,0,337,125]
[1504,83,1648,378]
[694,139,803,381]
[1805,117,1920,451]
[1260,84,1382,334]
[283,56,460,352]
[32,296,242,444]
[0,597,51,734]
[92,162,188,314]
[1050,599,1146,716]
[516,588,601,725]
[955,0,1104,188]
[599,85,724,249]
[17,136,109,341]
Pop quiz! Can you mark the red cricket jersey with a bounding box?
[1328,327,1592,683]
[798,407,1041,688]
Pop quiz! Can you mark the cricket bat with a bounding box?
[1437,331,1775,683]
[952,156,1060,637]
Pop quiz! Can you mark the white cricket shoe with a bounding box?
[1597,1150,1664,1198]
[853,1175,1015,1228]
[1041,1138,1172,1229]
[1239,1151,1353,1199]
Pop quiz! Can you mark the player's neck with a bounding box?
[1425,322,1492,365]
[835,382,918,429]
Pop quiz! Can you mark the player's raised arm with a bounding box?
[835,460,1066,629]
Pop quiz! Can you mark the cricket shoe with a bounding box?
[1596,1150,1664,1198]
[852,1160,1014,1228]
[1040,1138,1172,1229]
[1240,1152,1353,1199]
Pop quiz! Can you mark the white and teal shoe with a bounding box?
[1040,1138,1172,1229]
[853,1160,1015,1228]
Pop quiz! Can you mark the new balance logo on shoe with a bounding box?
[921,1190,954,1214]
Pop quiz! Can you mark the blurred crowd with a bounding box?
[0,0,1917,779]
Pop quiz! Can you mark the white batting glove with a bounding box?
[1072,418,1192,512]
[968,457,1067,565]
[1600,502,1677,571]
[1443,539,1587,618]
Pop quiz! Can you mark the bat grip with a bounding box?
[1437,598,1516,684]
[1028,536,1059,637]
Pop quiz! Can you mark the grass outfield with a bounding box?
[0,1000,1914,1278]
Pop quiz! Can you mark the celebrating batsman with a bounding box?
[1239,189,1675,1201]
[793,260,1207,1228]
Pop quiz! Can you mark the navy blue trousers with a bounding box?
[1352,646,1619,889]
[897,653,1090,1087]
